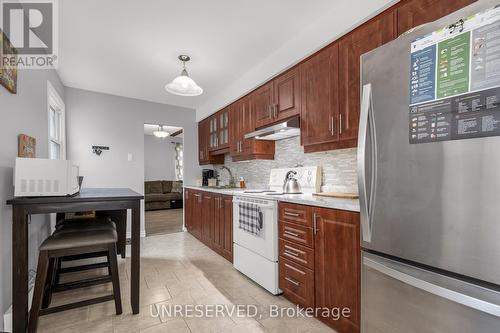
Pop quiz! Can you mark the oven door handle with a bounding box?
[233,201,276,210]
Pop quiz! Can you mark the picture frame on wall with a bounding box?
[0,29,18,94]
[18,134,36,158]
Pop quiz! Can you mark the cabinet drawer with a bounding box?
[279,257,314,308]
[279,239,315,270]
[279,222,314,248]
[279,203,312,227]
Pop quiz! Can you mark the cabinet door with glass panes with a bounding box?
[208,115,218,150]
[208,107,229,151]
[218,107,229,149]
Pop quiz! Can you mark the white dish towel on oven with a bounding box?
[238,202,263,236]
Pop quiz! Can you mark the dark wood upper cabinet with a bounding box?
[208,115,218,151]
[338,10,396,145]
[229,101,241,157]
[396,0,476,36]
[239,97,254,156]
[218,107,230,149]
[252,69,301,129]
[252,82,274,129]
[273,67,301,122]
[300,43,339,147]
[314,207,361,333]
[201,0,473,156]
[301,9,395,153]
[230,97,250,158]
[230,95,275,162]
[208,107,230,152]
[198,120,210,164]
[198,119,224,165]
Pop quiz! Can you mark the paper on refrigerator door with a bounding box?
[408,6,500,144]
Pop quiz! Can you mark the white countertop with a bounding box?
[184,185,360,212]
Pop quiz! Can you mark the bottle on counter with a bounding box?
[239,177,246,189]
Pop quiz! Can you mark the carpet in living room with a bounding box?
[145,208,183,236]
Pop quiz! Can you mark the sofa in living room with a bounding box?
[144,180,183,211]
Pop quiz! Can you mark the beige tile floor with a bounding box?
[37,231,335,333]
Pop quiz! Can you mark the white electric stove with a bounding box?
[232,166,321,294]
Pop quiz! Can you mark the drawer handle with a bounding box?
[284,212,300,217]
[285,277,300,286]
[284,263,306,275]
[284,230,300,237]
[284,250,299,257]
[284,244,305,254]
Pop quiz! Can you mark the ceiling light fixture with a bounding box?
[153,125,170,138]
[165,55,203,96]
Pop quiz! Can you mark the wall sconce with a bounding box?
[92,145,109,156]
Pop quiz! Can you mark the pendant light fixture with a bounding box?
[153,125,170,138]
[165,55,203,96]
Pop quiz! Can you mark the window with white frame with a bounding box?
[175,142,183,180]
[47,81,66,160]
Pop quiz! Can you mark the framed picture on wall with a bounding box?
[18,134,36,158]
[0,30,18,94]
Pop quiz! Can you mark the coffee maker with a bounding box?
[202,169,214,186]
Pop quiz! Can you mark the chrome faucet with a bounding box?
[219,166,236,188]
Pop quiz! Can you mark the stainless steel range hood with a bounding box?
[244,116,300,141]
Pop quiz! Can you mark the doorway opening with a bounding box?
[143,124,184,236]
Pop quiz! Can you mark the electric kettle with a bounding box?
[283,170,302,194]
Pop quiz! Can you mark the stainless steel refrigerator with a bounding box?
[358,1,500,332]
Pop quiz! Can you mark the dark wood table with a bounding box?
[6,188,143,333]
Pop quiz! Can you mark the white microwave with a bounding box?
[14,158,80,197]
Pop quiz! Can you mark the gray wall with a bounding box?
[0,69,65,328]
[144,135,182,181]
[65,88,198,236]
[216,136,358,193]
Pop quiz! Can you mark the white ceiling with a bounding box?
[144,124,183,137]
[59,0,395,118]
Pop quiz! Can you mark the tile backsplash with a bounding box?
[215,136,358,193]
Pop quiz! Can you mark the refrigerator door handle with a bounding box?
[358,83,376,243]
[364,255,500,317]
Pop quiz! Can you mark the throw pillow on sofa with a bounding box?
[171,181,183,193]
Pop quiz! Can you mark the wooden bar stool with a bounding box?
[56,211,127,258]
[52,215,117,286]
[28,227,122,333]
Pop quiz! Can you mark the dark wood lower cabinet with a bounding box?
[220,195,233,262]
[279,203,316,309]
[213,194,233,262]
[201,193,215,246]
[279,202,361,333]
[314,207,360,333]
[279,257,315,308]
[190,191,202,240]
[186,190,233,263]
[184,190,192,231]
